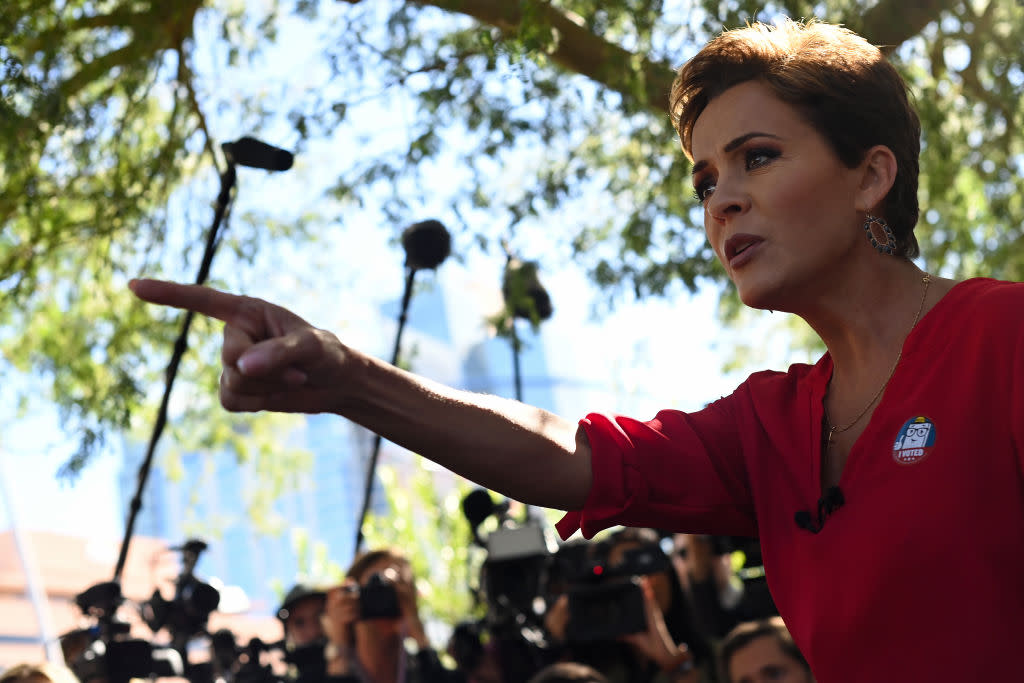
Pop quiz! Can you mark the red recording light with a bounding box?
[593,565,604,576]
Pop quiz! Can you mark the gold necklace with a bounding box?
[824,273,931,448]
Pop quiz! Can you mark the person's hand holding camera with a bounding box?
[543,594,570,643]
[322,580,360,675]
[391,561,430,650]
[620,577,696,682]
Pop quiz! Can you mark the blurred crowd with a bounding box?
[7,522,817,683]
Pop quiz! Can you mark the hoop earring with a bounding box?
[863,214,897,255]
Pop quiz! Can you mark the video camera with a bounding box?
[563,540,672,642]
[64,538,279,683]
[457,488,559,682]
[461,488,556,621]
[65,581,184,683]
[207,631,282,683]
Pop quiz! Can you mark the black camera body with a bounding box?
[75,637,185,683]
[564,542,672,643]
[357,572,401,620]
[481,520,554,621]
[566,577,646,642]
[68,581,186,683]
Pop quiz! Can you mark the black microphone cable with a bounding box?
[115,136,293,583]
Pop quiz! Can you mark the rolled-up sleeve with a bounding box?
[557,396,758,540]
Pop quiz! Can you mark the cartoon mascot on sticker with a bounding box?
[892,416,936,465]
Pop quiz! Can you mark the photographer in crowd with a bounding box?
[280,585,329,647]
[671,534,742,643]
[543,529,705,683]
[319,548,462,683]
[672,535,778,644]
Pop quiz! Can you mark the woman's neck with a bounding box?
[800,259,935,385]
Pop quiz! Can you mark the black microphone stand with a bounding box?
[353,220,451,554]
[499,248,553,522]
[114,138,292,583]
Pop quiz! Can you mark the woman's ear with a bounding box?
[854,145,898,213]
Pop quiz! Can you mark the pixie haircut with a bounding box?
[671,19,921,258]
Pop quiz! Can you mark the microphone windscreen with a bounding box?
[503,260,554,321]
[462,488,496,527]
[222,137,294,171]
[402,220,451,270]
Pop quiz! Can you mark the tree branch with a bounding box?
[59,42,149,102]
[177,42,222,174]
[394,0,959,114]
[854,0,958,55]
[408,0,678,114]
[20,8,153,55]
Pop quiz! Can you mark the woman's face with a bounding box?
[689,80,869,311]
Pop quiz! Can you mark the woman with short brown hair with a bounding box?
[130,17,1024,683]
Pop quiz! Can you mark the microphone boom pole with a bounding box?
[114,138,292,583]
[353,220,450,554]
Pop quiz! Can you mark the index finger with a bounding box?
[130,278,249,323]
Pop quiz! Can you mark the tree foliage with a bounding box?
[1,0,1022,469]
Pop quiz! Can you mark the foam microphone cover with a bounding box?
[462,488,496,528]
[402,219,451,270]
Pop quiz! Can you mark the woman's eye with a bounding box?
[746,148,780,169]
[692,181,716,203]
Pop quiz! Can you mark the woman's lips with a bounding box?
[724,234,764,269]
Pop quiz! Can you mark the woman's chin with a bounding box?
[736,283,777,311]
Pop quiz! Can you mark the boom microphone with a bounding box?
[221,137,294,171]
[462,488,509,529]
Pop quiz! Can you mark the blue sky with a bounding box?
[0,412,122,538]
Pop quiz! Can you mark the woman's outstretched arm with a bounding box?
[129,278,593,510]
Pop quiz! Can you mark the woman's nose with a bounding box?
[706,177,751,222]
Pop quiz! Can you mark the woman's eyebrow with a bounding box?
[692,131,783,177]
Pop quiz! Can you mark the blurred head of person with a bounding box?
[278,583,328,647]
[526,661,609,683]
[719,618,813,683]
[0,663,80,683]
